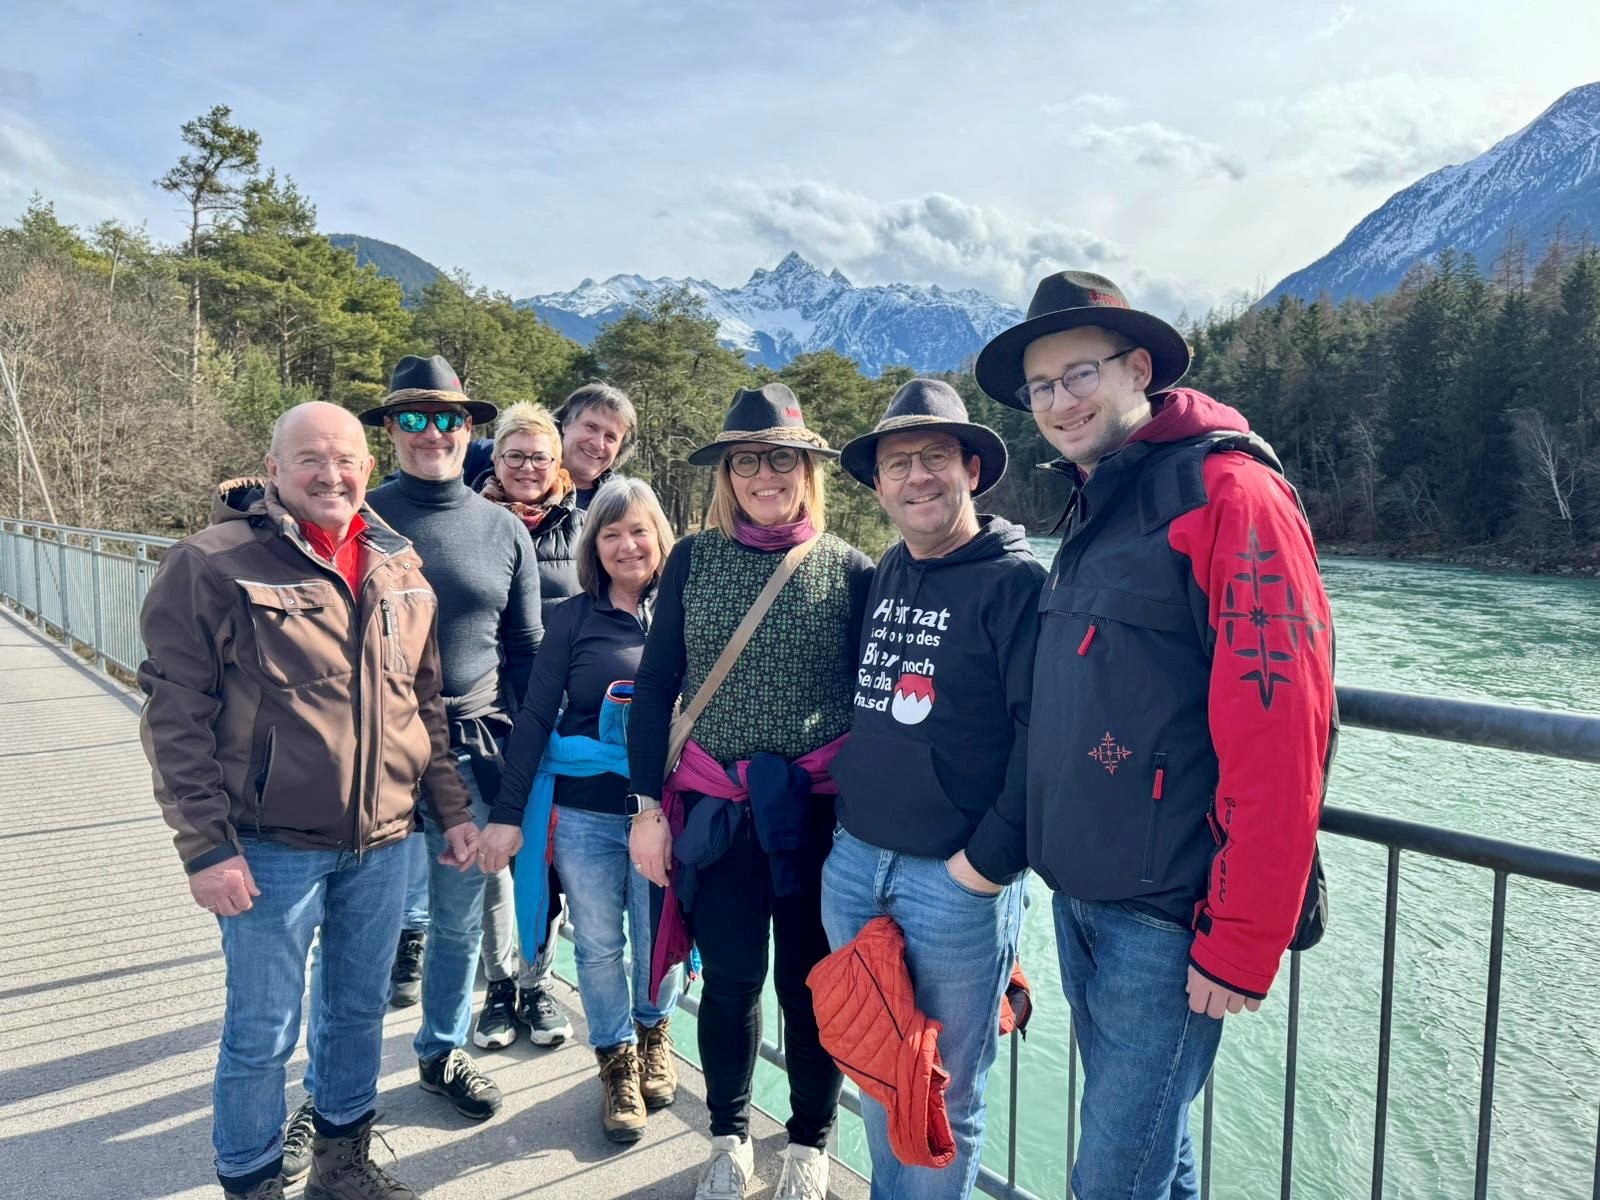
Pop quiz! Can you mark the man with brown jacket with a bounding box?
[138,401,478,1200]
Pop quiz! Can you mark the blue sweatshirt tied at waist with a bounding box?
[513,683,631,965]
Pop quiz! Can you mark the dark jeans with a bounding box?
[688,795,841,1148]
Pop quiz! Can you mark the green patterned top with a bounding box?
[628,528,874,792]
[683,530,869,762]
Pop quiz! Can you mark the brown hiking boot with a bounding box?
[596,1043,648,1143]
[636,1017,678,1109]
[302,1118,416,1199]
[223,1179,284,1200]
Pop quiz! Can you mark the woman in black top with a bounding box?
[626,385,873,1200]
[480,478,683,1143]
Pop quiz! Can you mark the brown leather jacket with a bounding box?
[138,479,471,874]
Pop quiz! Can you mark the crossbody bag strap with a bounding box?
[679,533,822,728]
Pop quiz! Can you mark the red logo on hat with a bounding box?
[784,406,802,419]
[1085,290,1128,309]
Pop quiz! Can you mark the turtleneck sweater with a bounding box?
[366,470,543,711]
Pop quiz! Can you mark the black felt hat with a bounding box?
[839,379,1007,496]
[358,354,498,426]
[686,383,839,467]
[974,271,1190,410]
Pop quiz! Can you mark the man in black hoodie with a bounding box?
[822,379,1044,1200]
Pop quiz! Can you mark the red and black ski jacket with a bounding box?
[1027,389,1336,999]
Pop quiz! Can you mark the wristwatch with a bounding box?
[624,793,662,816]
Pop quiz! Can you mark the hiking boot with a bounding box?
[635,1017,677,1109]
[595,1044,648,1143]
[772,1143,829,1200]
[279,1097,316,1183]
[472,978,518,1050]
[515,983,573,1046]
[694,1134,755,1199]
[302,1117,416,1199]
[223,1178,284,1200]
[417,1048,501,1120]
[388,929,425,1008]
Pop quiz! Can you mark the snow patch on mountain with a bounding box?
[1265,82,1600,304]
[519,251,1024,375]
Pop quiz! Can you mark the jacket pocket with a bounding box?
[236,578,349,687]
[251,726,278,836]
[380,587,436,677]
[1139,752,1166,883]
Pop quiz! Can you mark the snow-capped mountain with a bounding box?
[518,251,1023,375]
[1265,82,1600,304]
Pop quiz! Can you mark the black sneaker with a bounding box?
[279,1096,316,1183]
[472,978,518,1050]
[418,1048,501,1120]
[516,984,574,1047]
[389,929,425,1008]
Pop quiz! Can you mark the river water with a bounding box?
[578,554,1600,1198]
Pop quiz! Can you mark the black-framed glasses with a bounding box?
[394,410,466,434]
[498,449,554,470]
[1017,347,1136,411]
[876,445,962,481]
[727,447,802,478]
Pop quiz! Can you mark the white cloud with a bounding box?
[1313,4,1359,38]
[1282,74,1528,185]
[1041,93,1127,118]
[709,177,1223,320]
[0,112,139,227]
[713,178,1121,301]
[1067,120,1247,181]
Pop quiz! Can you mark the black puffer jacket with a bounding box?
[473,467,583,623]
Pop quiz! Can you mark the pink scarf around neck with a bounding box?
[733,510,816,551]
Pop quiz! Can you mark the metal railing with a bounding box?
[0,517,175,678]
[4,515,1599,1199]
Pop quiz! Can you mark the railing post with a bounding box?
[1281,950,1302,1200]
[90,534,106,670]
[57,530,70,644]
[1372,847,1401,1198]
[134,541,151,622]
[1473,871,1509,1200]
[30,524,43,628]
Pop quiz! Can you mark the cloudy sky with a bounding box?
[5,0,1597,318]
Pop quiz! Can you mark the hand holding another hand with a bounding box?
[440,821,480,871]
[478,822,523,874]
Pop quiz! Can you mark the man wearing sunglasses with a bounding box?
[289,356,541,1135]
[976,273,1336,1200]
[823,379,1044,1200]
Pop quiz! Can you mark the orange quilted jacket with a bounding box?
[807,916,957,1169]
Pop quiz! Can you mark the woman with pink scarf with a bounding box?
[626,384,872,1200]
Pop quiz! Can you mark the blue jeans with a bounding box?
[212,836,407,1181]
[821,827,1024,1200]
[414,759,494,1061]
[1053,895,1224,1200]
[401,832,430,931]
[549,804,681,1047]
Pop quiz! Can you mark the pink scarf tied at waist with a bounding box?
[648,733,846,1003]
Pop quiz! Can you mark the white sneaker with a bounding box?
[773,1143,829,1199]
[694,1134,755,1199]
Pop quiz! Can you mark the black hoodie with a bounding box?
[830,515,1045,883]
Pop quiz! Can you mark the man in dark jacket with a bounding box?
[976,273,1336,1200]
[139,401,478,1200]
[823,379,1044,1200]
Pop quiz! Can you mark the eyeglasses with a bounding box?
[727,447,802,477]
[876,445,962,481]
[1017,347,1136,411]
[498,449,554,470]
[394,410,466,434]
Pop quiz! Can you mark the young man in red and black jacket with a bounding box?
[976,272,1336,1200]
